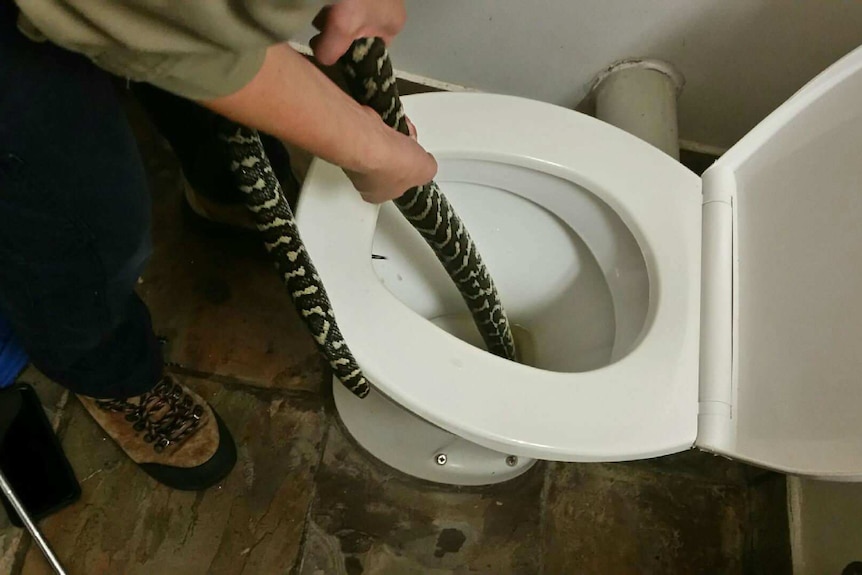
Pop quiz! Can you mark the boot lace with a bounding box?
[96,377,206,453]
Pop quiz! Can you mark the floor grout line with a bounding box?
[289,390,334,575]
[9,530,32,575]
[538,462,551,575]
[743,479,756,573]
[164,363,326,401]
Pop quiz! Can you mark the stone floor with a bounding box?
[0,86,792,575]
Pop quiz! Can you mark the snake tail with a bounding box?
[217,122,371,399]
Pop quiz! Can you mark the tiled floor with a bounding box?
[0,86,791,574]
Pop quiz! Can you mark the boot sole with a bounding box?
[139,406,238,491]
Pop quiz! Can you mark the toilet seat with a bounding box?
[297,44,862,478]
[297,93,703,462]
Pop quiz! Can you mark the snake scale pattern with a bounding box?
[218,37,516,399]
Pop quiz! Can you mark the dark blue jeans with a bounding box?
[0,4,162,399]
[0,5,297,399]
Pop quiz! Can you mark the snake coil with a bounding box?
[218,38,516,399]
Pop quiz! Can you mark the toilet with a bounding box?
[295,44,862,485]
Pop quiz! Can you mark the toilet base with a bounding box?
[333,377,537,486]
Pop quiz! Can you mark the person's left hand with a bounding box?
[309,0,407,65]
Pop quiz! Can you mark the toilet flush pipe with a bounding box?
[589,59,685,160]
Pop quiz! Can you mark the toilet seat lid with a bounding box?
[697,44,862,479]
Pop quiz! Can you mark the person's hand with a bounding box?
[307,0,427,202]
[310,0,407,65]
[202,38,432,206]
[345,106,436,204]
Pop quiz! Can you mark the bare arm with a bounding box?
[200,42,436,203]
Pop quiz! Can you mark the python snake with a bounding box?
[217,38,515,399]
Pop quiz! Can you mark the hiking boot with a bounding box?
[180,130,301,235]
[77,375,236,490]
[182,175,257,232]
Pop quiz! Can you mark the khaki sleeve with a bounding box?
[89,47,268,101]
[14,0,319,99]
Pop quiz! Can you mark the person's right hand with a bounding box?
[345,106,437,204]
[310,0,407,65]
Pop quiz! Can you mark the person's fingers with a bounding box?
[358,187,405,204]
[310,3,361,64]
[308,33,325,61]
[347,145,437,204]
[357,189,384,203]
[374,0,407,43]
[311,32,354,65]
[393,130,437,187]
[417,149,438,184]
[311,5,332,31]
[405,117,417,140]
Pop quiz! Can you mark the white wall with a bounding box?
[299,1,862,150]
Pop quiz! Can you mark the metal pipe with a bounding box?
[0,469,66,575]
[591,59,685,159]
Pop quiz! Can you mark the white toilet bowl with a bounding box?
[296,44,862,485]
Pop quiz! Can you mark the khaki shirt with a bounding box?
[14,0,323,100]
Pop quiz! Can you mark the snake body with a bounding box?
[218,38,515,399]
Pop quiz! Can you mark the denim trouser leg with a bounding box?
[0,3,162,399]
